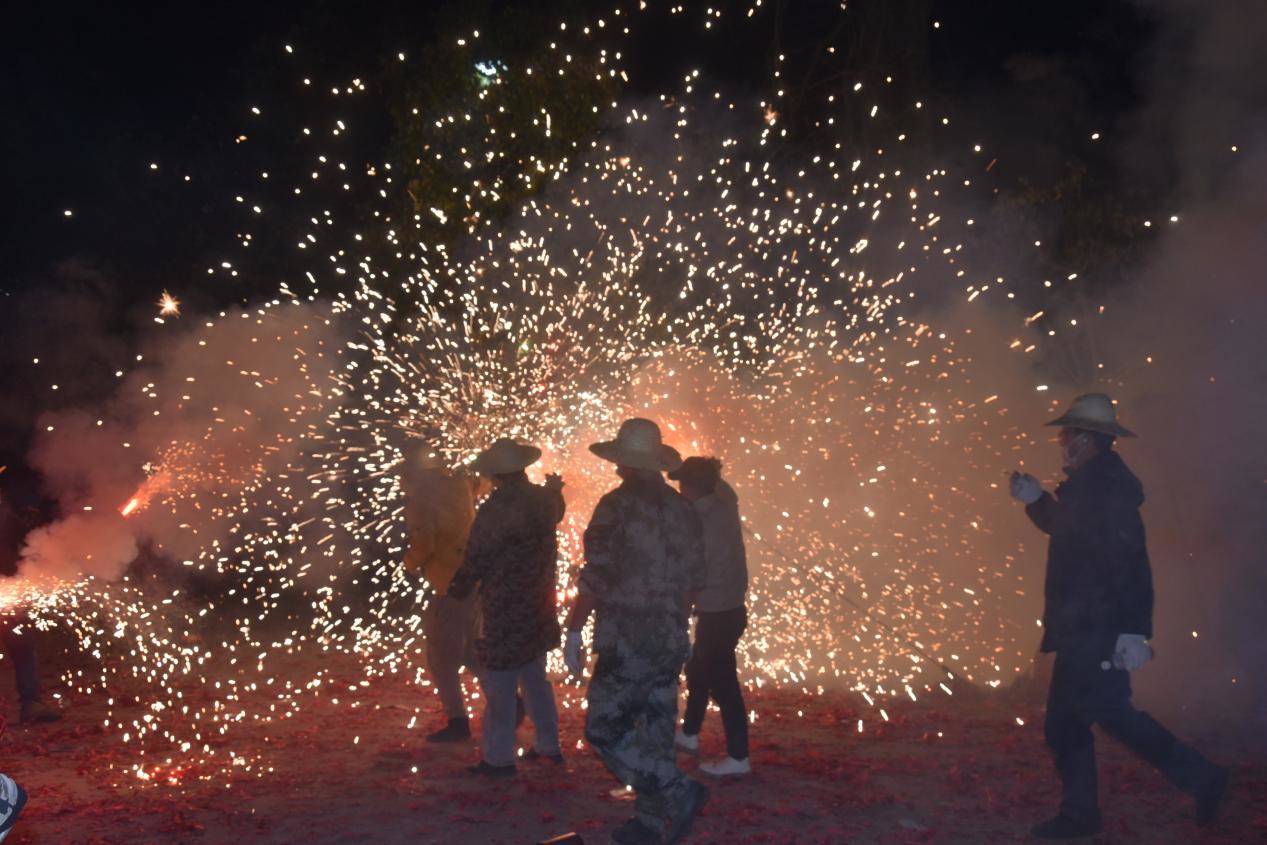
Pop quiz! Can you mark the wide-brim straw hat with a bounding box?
[469,438,542,475]
[589,418,682,472]
[1045,393,1137,438]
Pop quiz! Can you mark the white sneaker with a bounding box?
[700,756,751,777]
[674,729,699,753]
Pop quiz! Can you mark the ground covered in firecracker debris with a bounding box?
[1,651,1264,845]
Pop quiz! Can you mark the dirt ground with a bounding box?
[1,650,1263,845]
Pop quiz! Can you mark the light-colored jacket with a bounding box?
[402,470,476,594]
[692,479,748,613]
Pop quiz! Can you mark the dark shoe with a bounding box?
[1030,814,1102,839]
[1195,766,1230,826]
[466,760,516,778]
[426,717,470,743]
[19,700,61,724]
[516,694,526,728]
[611,817,661,845]
[665,780,709,844]
[524,748,565,764]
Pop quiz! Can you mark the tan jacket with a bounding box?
[403,470,476,594]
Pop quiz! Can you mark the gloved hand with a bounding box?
[563,631,586,675]
[544,473,564,491]
[1010,471,1043,504]
[1112,633,1153,672]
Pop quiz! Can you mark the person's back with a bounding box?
[581,469,702,660]
[453,474,563,670]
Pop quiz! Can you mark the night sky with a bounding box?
[1,0,1161,457]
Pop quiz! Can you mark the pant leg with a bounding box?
[1044,654,1100,824]
[478,665,519,767]
[0,617,39,706]
[586,652,692,829]
[426,594,476,719]
[710,607,749,760]
[518,652,560,756]
[1093,694,1222,794]
[681,617,714,737]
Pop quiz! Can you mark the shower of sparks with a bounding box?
[17,4,1094,785]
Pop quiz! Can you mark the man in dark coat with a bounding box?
[447,438,565,777]
[1011,393,1227,839]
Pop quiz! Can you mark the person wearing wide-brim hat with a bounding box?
[1008,394,1227,839]
[448,437,566,777]
[563,418,709,844]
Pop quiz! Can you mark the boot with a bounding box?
[1030,813,1102,839]
[466,760,516,778]
[1160,740,1228,825]
[1195,766,1229,826]
[674,728,699,753]
[426,716,470,743]
[611,817,660,845]
[19,700,61,724]
[665,780,709,845]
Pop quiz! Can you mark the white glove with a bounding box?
[563,631,586,675]
[1110,633,1153,672]
[1010,471,1043,504]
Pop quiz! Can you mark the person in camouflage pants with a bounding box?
[564,418,708,845]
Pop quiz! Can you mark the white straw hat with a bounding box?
[469,438,542,475]
[1046,393,1137,438]
[589,418,682,472]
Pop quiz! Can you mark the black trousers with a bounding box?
[1045,650,1219,823]
[0,613,40,705]
[682,606,748,760]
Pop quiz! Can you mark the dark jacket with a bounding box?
[447,475,565,670]
[1025,450,1153,654]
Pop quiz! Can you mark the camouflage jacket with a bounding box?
[448,475,565,670]
[579,472,705,664]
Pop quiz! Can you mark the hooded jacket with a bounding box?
[691,479,748,613]
[1025,449,1154,655]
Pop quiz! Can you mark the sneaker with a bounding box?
[524,748,565,764]
[1195,766,1230,826]
[665,780,709,844]
[674,729,699,753]
[611,817,661,845]
[426,717,470,743]
[1029,813,1102,839]
[700,756,751,777]
[466,760,516,778]
[0,774,27,843]
[19,700,61,725]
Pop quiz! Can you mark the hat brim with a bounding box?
[470,444,542,475]
[589,441,682,472]
[1045,414,1137,438]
